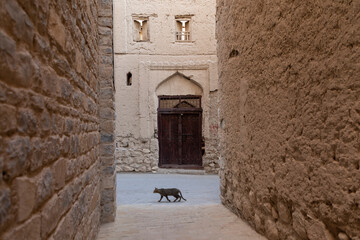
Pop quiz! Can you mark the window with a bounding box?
[127,72,132,86]
[133,17,149,41]
[175,16,191,41]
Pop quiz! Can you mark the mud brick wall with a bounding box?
[0,0,114,239]
[217,1,360,240]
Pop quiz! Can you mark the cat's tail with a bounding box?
[180,191,186,201]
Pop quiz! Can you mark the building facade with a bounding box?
[113,0,219,173]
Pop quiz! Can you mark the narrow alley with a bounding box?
[97,174,266,240]
[1,0,358,239]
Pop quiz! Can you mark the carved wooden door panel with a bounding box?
[158,113,180,165]
[180,113,202,166]
[158,96,202,168]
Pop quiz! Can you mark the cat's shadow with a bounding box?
[153,200,186,204]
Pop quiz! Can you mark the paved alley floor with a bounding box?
[97,173,266,240]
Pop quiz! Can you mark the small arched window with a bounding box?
[127,72,132,86]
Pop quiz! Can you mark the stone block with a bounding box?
[101,188,115,204]
[70,135,80,157]
[254,213,263,232]
[100,133,114,143]
[100,55,113,65]
[17,109,37,136]
[99,26,112,36]
[338,232,350,240]
[99,17,112,27]
[12,51,36,88]
[101,174,115,189]
[4,0,34,47]
[40,110,51,135]
[292,210,307,239]
[99,107,114,120]
[71,177,83,199]
[51,210,74,240]
[249,190,256,205]
[48,7,66,49]
[30,137,43,172]
[99,66,113,80]
[142,148,151,154]
[0,187,11,228]
[52,114,65,135]
[33,34,51,62]
[60,78,73,103]
[43,136,61,163]
[100,87,114,100]
[70,197,85,228]
[74,229,84,240]
[307,219,334,240]
[0,104,16,134]
[2,214,40,240]
[58,186,72,214]
[102,165,115,176]
[98,9,112,18]
[30,94,45,111]
[15,177,36,222]
[0,30,16,59]
[100,202,115,223]
[100,143,114,157]
[265,219,279,240]
[41,194,61,238]
[0,33,16,86]
[271,206,278,220]
[52,158,66,190]
[40,67,60,98]
[277,200,291,223]
[89,186,100,212]
[36,168,54,207]
[4,136,31,180]
[60,136,70,156]
[66,158,77,181]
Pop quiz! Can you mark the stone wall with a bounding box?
[203,90,220,173]
[217,1,360,240]
[115,136,159,172]
[0,0,114,239]
[98,0,116,224]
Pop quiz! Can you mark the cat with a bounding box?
[153,187,187,202]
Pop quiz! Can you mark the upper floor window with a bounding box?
[175,16,191,42]
[133,17,149,42]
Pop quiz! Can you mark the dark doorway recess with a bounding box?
[158,95,202,169]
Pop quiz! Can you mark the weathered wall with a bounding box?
[217,1,360,240]
[114,0,220,173]
[0,0,115,238]
[205,90,220,173]
[98,0,116,224]
[114,0,217,55]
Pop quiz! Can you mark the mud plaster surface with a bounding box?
[217,0,360,239]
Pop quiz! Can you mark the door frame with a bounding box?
[157,95,203,169]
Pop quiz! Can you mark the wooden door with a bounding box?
[180,113,202,165]
[158,113,180,165]
[158,95,202,168]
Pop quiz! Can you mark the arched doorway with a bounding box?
[155,72,204,169]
